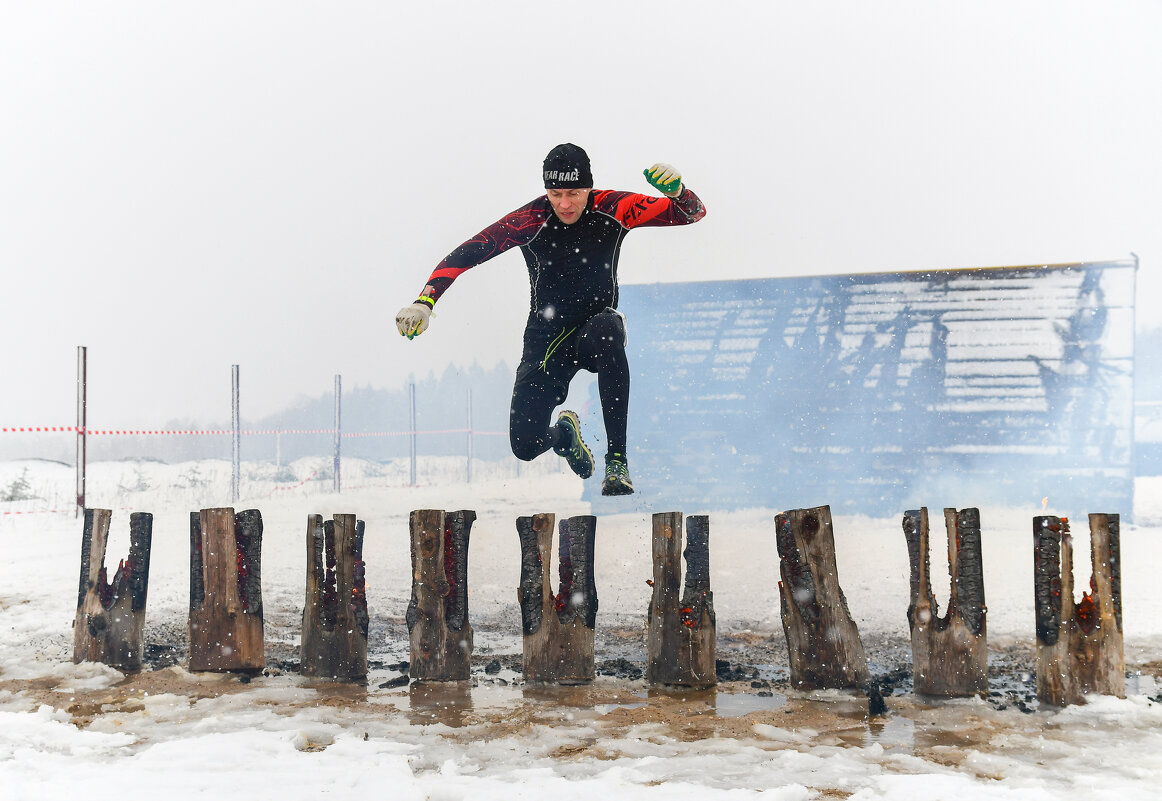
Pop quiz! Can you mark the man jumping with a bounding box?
[396,143,706,495]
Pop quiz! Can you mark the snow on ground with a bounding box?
[2,458,1161,800]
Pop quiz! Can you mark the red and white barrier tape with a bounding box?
[340,428,506,438]
[2,426,231,436]
[3,505,154,517]
[1,508,72,516]
[2,426,507,437]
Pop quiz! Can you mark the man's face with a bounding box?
[546,188,591,225]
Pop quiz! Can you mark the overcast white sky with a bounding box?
[2,1,1159,428]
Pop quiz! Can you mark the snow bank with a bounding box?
[2,458,1160,800]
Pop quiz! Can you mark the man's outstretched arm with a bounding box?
[395,200,548,338]
[594,162,706,229]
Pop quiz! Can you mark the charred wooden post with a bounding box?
[406,509,475,681]
[516,513,598,684]
[903,507,987,696]
[1034,513,1124,706]
[188,508,265,672]
[73,509,153,670]
[776,505,870,690]
[301,514,369,681]
[646,513,716,688]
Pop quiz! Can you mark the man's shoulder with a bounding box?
[591,189,643,207]
[498,196,553,229]
[518,195,553,213]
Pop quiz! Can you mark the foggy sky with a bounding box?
[2,1,1159,429]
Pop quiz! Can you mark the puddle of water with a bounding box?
[714,692,789,718]
[522,685,653,722]
[646,687,790,718]
[646,687,716,708]
[1126,672,1159,696]
[864,715,916,752]
[594,701,649,714]
[300,679,370,702]
[752,663,790,683]
[520,684,601,706]
[405,681,474,727]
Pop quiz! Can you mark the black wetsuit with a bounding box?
[415,186,706,461]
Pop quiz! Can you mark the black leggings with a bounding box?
[510,311,629,462]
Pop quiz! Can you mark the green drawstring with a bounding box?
[541,326,577,371]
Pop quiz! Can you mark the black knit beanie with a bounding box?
[543,143,593,188]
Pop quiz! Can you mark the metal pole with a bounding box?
[409,382,417,487]
[75,346,86,518]
[1130,252,1139,508]
[231,364,240,503]
[466,388,473,484]
[333,374,342,494]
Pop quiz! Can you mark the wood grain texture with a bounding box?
[407,509,475,681]
[776,505,869,690]
[903,507,987,696]
[188,508,265,673]
[302,514,368,681]
[1034,513,1124,706]
[646,513,716,688]
[517,514,597,684]
[73,509,152,670]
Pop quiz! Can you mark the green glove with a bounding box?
[643,162,682,197]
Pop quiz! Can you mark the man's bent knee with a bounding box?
[510,433,548,462]
[583,311,626,345]
[578,312,628,370]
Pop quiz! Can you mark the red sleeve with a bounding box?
[415,198,550,306]
[591,186,706,230]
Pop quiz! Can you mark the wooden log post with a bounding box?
[189,508,265,673]
[903,507,988,696]
[406,509,476,681]
[646,513,716,688]
[1034,513,1124,707]
[73,509,153,670]
[776,505,870,690]
[516,513,598,684]
[301,514,369,681]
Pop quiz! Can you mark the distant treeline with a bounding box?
[249,361,518,464]
[3,362,518,464]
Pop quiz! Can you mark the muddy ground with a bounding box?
[5,615,1159,754]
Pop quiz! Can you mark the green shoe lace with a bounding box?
[602,453,634,495]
